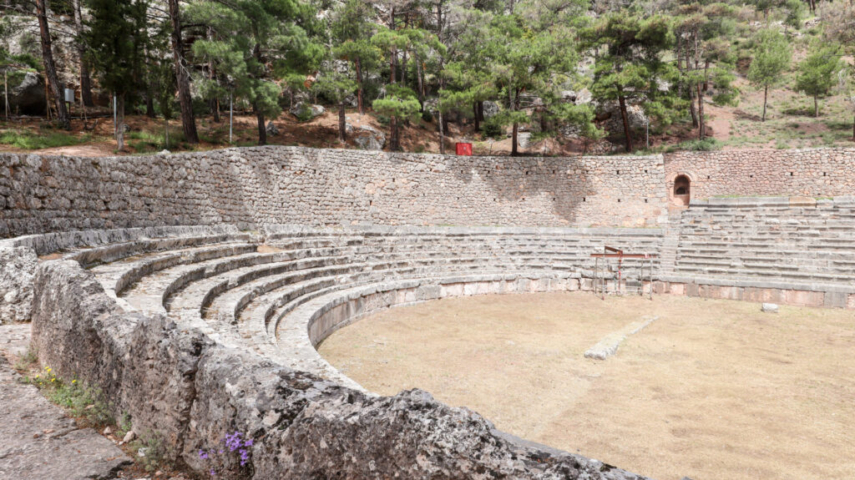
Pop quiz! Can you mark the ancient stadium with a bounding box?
[1,146,854,479]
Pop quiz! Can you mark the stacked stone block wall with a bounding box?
[0,148,668,238]
[665,148,855,200]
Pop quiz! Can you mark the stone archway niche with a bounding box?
[672,174,691,206]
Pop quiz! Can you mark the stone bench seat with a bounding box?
[672,265,855,284]
[57,232,254,268]
[91,243,261,295]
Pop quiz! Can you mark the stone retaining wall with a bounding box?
[665,148,855,199]
[0,148,667,239]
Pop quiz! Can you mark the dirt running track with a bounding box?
[320,293,855,480]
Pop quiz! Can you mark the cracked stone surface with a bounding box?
[0,324,132,480]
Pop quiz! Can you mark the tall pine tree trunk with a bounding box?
[686,49,698,127]
[814,95,819,118]
[762,85,768,122]
[254,102,267,146]
[355,57,364,115]
[390,115,399,151]
[71,0,93,107]
[35,0,69,129]
[116,94,125,151]
[618,91,633,152]
[144,44,155,117]
[208,27,220,123]
[511,88,520,156]
[387,7,399,152]
[697,83,705,140]
[473,102,480,132]
[338,102,346,143]
[415,51,424,108]
[146,92,155,118]
[438,83,445,154]
[168,0,199,143]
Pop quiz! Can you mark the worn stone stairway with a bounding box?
[657,209,684,276]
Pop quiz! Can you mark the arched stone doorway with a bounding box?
[673,175,691,206]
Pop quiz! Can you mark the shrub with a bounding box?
[22,366,113,427]
[482,118,503,139]
[130,431,173,473]
[669,138,722,152]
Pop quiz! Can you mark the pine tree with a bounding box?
[188,0,324,145]
[581,11,679,152]
[796,41,844,117]
[331,0,379,115]
[372,84,420,150]
[167,0,199,144]
[35,0,70,129]
[371,27,410,150]
[748,28,792,122]
[312,69,357,142]
[86,0,147,150]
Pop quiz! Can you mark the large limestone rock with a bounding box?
[603,102,648,136]
[354,125,386,150]
[0,247,38,323]
[0,72,47,116]
[266,121,279,137]
[289,103,325,121]
[483,100,500,118]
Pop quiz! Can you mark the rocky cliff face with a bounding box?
[30,259,650,480]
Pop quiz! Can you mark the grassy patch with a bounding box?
[127,129,186,152]
[668,138,722,152]
[21,366,113,428]
[0,130,91,150]
[13,347,38,372]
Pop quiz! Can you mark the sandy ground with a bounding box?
[319,293,855,480]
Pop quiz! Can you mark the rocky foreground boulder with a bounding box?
[0,246,37,323]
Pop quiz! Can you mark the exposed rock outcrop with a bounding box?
[0,247,38,323]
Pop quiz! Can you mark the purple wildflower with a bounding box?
[210,469,216,476]
[225,431,244,452]
[198,449,209,460]
[244,439,253,447]
[239,448,250,466]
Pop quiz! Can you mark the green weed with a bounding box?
[0,130,91,149]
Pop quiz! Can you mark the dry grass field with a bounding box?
[319,293,855,480]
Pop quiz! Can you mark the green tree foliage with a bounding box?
[675,3,739,140]
[85,0,148,149]
[581,11,679,152]
[372,84,420,150]
[796,41,845,117]
[747,28,792,121]
[188,0,324,145]
[312,69,357,142]
[331,0,379,115]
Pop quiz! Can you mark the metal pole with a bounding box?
[4,71,8,120]
[229,91,233,143]
[646,118,649,149]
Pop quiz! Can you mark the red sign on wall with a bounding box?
[456,143,473,156]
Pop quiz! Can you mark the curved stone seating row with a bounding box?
[667,201,855,298]
[25,225,659,389]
